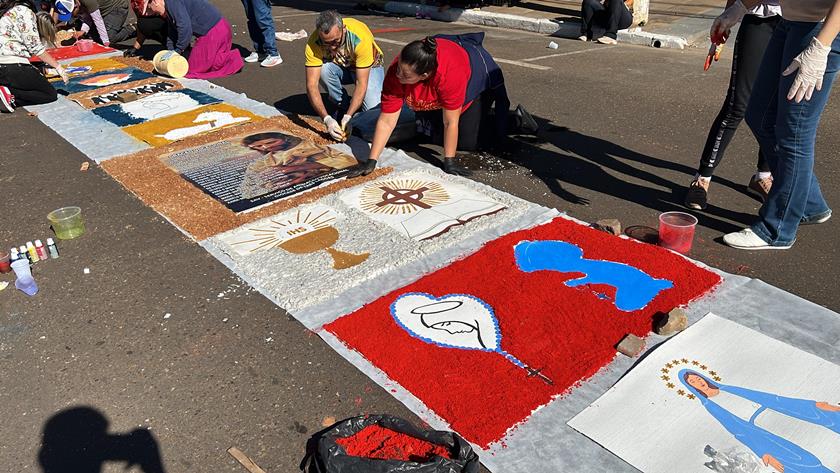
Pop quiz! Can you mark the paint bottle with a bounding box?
[47,238,59,259]
[27,241,39,263]
[10,248,19,263]
[20,245,31,264]
[35,240,48,261]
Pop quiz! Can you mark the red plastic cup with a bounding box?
[658,211,698,254]
[0,249,10,273]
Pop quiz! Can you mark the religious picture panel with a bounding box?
[160,130,358,212]
[339,171,506,240]
[568,314,840,473]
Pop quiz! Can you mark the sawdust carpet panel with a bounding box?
[121,103,261,146]
[91,89,222,127]
[57,67,156,95]
[204,168,541,315]
[323,216,722,448]
[100,118,391,240]
[45,57,127,81]
[71,78,185,110]
[36,43,116,61]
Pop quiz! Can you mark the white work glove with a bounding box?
[783,37,832,103]
[340,113,352,131]
[324,115,343,140]
[710,0,747,45]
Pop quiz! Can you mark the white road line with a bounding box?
[522,45,617,62]
[273,11,320,19]
[494,58,551,71]
[375,37,551,71]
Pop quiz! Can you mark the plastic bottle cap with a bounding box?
[35,240,43,247]
[20,246,26,252]
[47,238,55,245]
[27,242,34,248]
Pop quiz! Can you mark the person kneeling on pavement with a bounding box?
[133,0,242,79]
[0,0,65,113]
[345,33,538,178]
[579,0,633,44]
[304,10,385,142]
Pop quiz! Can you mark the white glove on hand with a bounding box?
[340,114,352,131]
[57,66,69,84]
[710,0,747,45]
[324,115,343,140]
[783,37,832,103]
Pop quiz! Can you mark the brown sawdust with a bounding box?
[101,116,391,240]
[114,56,156,73]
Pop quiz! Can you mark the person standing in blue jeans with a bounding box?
[241,0,281,67]
[304,10,385,141]
[712,0,837,250]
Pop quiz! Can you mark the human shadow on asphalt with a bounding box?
[505,124,756,234]
[38,406,166,473]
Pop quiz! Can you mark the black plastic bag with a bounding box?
[312,415,480,473]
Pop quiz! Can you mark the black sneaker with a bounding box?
[684,179,709,210]
[0,86,15,113]
[514,104,539,135]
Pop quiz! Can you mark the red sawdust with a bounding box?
[336,425,454,462]
[31,43,116,62]
[325,217,721,447]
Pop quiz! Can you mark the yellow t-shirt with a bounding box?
[304,18,384,69]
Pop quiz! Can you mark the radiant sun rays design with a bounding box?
[359,178,450,215]
[232,208,337,253]
[660,358,722,400]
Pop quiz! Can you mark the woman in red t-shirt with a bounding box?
[346,36,537,177]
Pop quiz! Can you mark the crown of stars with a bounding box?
[660,358,722,398]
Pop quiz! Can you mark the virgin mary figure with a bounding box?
[679,369,840,473]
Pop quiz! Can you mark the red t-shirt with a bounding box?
[380,38,471,114]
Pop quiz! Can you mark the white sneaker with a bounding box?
[578,35,588,42]
[260,55,283,68]
[597,36,618,45]
[243,52,259,63]
[723,228,792,250]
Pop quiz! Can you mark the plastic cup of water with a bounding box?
[11,259,38,296]
[48,206,86,240]
[658,211,698,254]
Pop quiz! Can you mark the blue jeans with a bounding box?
[241,0,277,56]
[349,103,418,144]
[320,62,384,113]
[745,20,836,246]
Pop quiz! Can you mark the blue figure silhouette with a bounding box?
[514,240,674,312]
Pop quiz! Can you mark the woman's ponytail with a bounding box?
[400,36,438,76]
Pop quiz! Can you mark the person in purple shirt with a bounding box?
[135,0,241,79]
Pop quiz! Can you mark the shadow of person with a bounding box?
[38,406,166,473]
[500,124,756,234]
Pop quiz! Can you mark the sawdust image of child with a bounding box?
[239,132,357,196]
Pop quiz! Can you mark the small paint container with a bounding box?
[10,248,20,263]
[20,246,29,264]
[35,240,48,261]
[26,241,39,263]
[47,238,59,259]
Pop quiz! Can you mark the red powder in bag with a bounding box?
[326,217,721,447]
[336,424,454,462]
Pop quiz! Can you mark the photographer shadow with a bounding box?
[38,406,166,473]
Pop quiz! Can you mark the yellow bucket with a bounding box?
[153,50,189,78]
